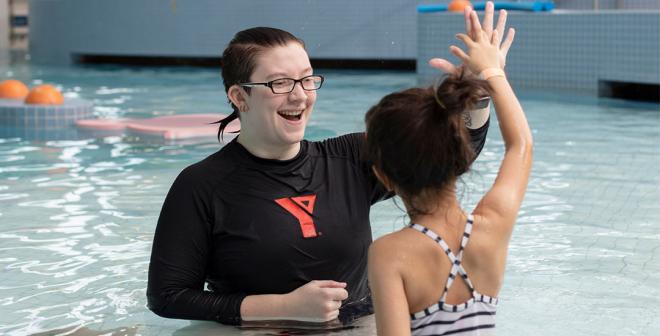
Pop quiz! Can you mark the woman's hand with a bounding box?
[429,1,515,75]
[282,280,348,322]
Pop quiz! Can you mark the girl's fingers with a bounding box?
[481,30,491,43]
[495,10,507,43]
[455,33,474,47]
[491,29,501,47]
[428,58,459,75]
[464,7,473,38]
[449,45,469,64]
[501,28,515,55]
[483,1,494,36]
[470,11,483,41]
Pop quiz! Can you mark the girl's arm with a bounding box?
[368,238,412,336]
[473,75,533,236]
[452,11,533,237]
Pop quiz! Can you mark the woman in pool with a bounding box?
[147,3,514,325]
[366,9,532,336]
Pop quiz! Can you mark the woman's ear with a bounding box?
[372,166,395,192]
[227,85,248,113]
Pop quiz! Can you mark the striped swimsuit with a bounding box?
[408,215,498,336]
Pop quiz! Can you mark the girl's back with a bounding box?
[370,211,506,335]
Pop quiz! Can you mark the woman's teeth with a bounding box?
[278,110,303,121]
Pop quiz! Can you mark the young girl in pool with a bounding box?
[366,9,532,336]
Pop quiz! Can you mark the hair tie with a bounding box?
[433,78,446,110]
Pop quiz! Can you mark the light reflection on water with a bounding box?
[0,65,659,335]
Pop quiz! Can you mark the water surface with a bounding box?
[0,64,658,335]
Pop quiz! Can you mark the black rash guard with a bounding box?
[147,124,488,325]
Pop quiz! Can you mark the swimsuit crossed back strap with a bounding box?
[407,214,499,320]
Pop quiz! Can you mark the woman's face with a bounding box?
[241,42,316,150]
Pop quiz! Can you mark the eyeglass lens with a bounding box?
[271,76,323,93]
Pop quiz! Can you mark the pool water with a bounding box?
[0,64,658,336]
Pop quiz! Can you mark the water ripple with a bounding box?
[1,69,658,335]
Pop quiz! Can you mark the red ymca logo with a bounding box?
[275,194,318,238]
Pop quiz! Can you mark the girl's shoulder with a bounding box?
[369,228,424,266]
[368,230,410,282]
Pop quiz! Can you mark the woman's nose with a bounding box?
[288,81,307,100]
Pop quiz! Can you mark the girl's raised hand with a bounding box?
[450,10,502,76]
[429,2,515,75]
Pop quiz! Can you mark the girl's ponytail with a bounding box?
[432,70,490,119]
[365,70,491,216]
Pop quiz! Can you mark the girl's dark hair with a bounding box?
[216,27,306,140]
[365,71,491,217]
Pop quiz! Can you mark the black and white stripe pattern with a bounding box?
[407,214,499,335]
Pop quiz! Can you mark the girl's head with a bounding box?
[365,73,490,216]
[219,27,319,149]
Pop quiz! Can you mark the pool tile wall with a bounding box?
[418,11,660,93]
[403,0,660,10]
[0,99,94,129]
[26,1,660,95]
[554,0,660,10]
[28,0,437,64]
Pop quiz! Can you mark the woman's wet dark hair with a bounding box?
[365,71,491,217]
[216,27,306,140]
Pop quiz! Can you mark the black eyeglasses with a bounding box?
[238,75,324,94]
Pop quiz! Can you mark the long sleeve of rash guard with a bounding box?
[469,116,490,157]
[146,165,246,325]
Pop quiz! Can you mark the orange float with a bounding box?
[448,0,472,12]
[0,79,30,99]
[24,84,64,105]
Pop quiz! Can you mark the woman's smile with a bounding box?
[277,109,305,121]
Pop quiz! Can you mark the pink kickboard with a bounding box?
[75,118,132,131]
[76,114,240,140]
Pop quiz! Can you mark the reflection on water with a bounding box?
[0,66,659,335]
[30,317,375,336]
[31,325,140,336]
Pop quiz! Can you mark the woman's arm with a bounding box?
[241,280,348,322]
[368,238,412,336]
[147,167,248,324]
[147,166,348,324]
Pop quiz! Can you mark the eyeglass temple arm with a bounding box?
[239,83,269,87]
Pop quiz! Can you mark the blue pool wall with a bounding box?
[27,0,429,64]
[553,0,660,10]
[418,10,660,93]
[27,1,660,93]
